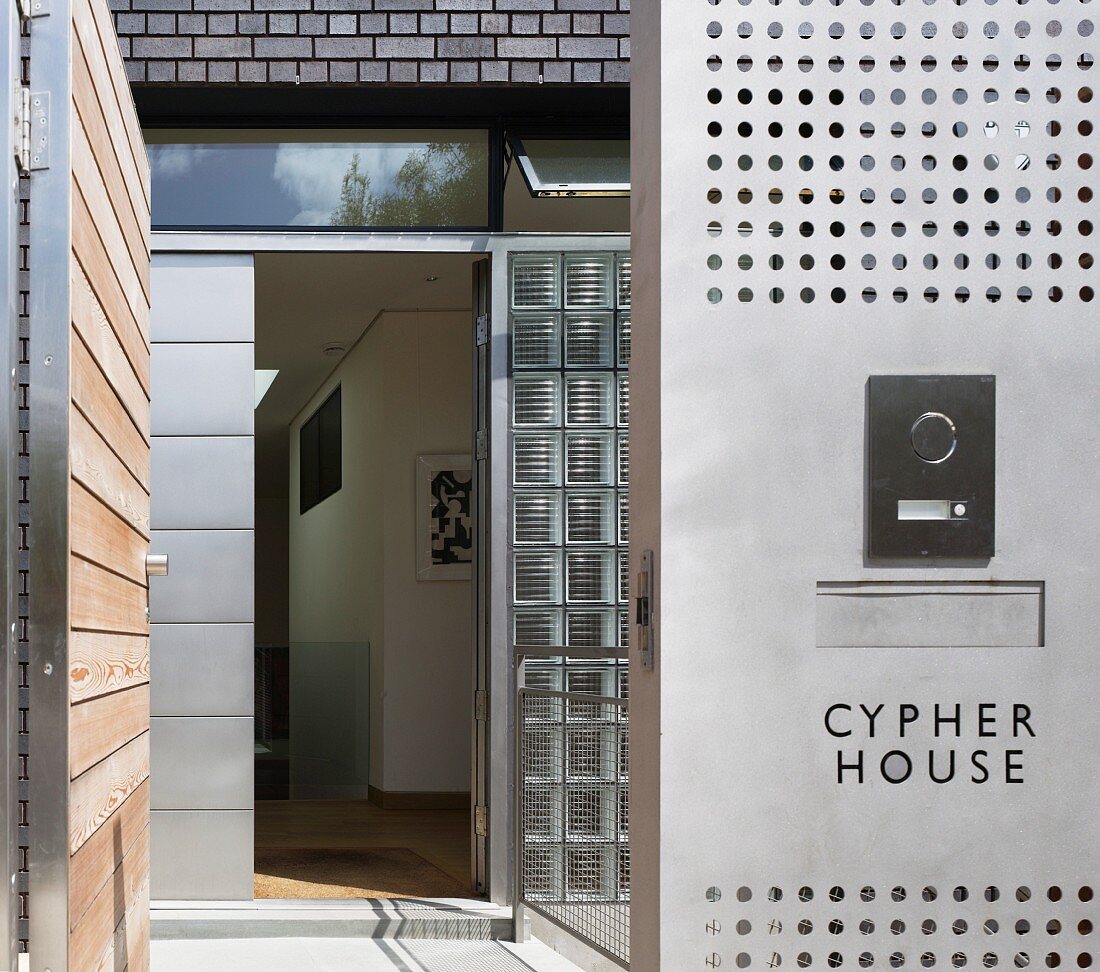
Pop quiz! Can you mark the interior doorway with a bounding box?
[251,250,482,900]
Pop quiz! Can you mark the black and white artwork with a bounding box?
[416,455,473,580]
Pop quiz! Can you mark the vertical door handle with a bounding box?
[146,553,169,577]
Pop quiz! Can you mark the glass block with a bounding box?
[522,663,563,691]
[564,253,614,308]
[617,313,631,367]
[619,550,630,603]
[567,727,616,779]
[566,549,615,604]
[514,373,562,427]
[566,664,616,696]
[617,374,630,427]
[514,433,562,486]
[523,783,564,840]
[512,313,561,368]
[522,845,563,900]
[564,312,614,368]
[514,609,562,647]
[618,493,629,545]
[514,492,562,546]
[566,609,617,648]
[617,432,629,486]
[566,491,615,545]
[514,550,563,605]
[565,432,614,486]
[619,610,630,648]
[566,785,617,839]
[565,845,618,900]
[565,373,614,427]
[512,254,561,310]
[616,255,632,308]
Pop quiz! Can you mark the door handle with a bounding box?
[146,553,169,577]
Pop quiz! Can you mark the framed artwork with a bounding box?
[416,454,474,581]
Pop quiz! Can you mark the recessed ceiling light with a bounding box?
[322,343,346,357]
[254,369,279,408]
[425,275,439,282]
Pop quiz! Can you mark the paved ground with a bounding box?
[152,936,588,971]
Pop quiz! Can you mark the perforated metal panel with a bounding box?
[631,0,1099,967]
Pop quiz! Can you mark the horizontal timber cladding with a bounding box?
[111,2,631,85]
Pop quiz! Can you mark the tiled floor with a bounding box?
[152,936,587,971]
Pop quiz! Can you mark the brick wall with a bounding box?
[112,0,630,85]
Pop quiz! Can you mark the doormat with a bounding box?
[254,847,471,900]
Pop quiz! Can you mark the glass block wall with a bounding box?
[510,250,632,697]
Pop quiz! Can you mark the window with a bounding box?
[300,387,342,513]
[507,137,630,197]
[145,129,490,229]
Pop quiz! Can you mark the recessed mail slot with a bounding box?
[816,581,1044,648]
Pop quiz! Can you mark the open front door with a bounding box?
[26,0,152,966]
[471,257,491,895]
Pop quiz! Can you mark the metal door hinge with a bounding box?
[15,90,48,175]
[475,314,489,347]
[474,689,488,722]
[474,805,488,837]
[16,0,46,18]
[636,549,656,671]
[475,429,487,460]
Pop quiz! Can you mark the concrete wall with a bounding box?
[148,253,255,900]
[289,309,473,797]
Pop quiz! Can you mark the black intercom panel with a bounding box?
[868,375,995,561]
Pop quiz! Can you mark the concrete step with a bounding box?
[151,898,523,942]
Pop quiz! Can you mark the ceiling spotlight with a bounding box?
[322,343,346,357]
[425,275,439,282]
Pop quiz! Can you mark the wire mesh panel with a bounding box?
[519,688,631,968]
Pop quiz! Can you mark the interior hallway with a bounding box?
[255,800,473,898]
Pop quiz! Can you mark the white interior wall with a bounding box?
[289,309,473,796]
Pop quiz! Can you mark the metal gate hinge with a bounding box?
[474,805,488,837]
[15,90,48,174]
[18,0,46,18]
[475,314,489,347]
[636,549,656,671]
[475,429,487,460]
[474,689,488,722]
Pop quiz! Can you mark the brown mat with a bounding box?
[254,847,471,900]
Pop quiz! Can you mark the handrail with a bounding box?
[513,645,628,661]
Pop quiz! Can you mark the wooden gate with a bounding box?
[25,0,152,964]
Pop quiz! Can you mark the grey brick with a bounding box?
[254,35,312,55]
[195,36,251,56]
[542,59,572,82]
[496,36,555,57]
[359,59,389,81]
[178,13,208,33]
[603,12,628,33]
[511,13,540,33]
[420,12,448,32]
[389,12,417,32]
[358,12,386,30]
[558,36,617,57]
[480,59,508,81]
[298,13,328,32]
[124,60,146,81]
[313,0,374,9]
[191,0,251,11]
[330,60,358,81]
[494,0,554,9]
[114,12,146,33]
[251,0,307,10]
[573,59,601,80]
[450,13,478,32]
[375,35,433,56]
[147,13,176,34]
[268,12,297,32]
[451,59,478,81]
[603,58,628,81]
[132,0,190,11]
[373,0,431,8]
[209,59,238,80]
[618,36,628,56]
[435,0,491,8]
[315,36,373,56]
[240,60,269,81]
[116,36,131,55]
[555,0,615,8]
[389,60,417,81]
[299,60,328,81]
[419,60,449,81]
[437,35,493,57]
[177,59,207,80]
[479,12,507,32]
[269,60,298,80]
[542,12,569,32]
[132,35,192,57]
[511,60,540,81]
[237,13,267,32]
[573,12,601,33]
[328,12,357,32]
[109,0,130,14]
[148,59,176,80]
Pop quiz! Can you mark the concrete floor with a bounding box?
[152,936,588,971]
